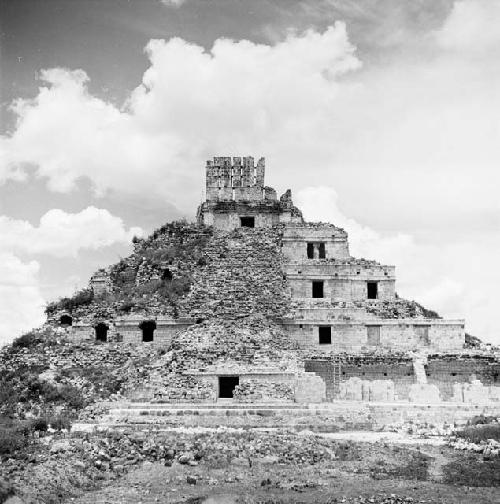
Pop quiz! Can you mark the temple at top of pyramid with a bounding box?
[196,156,304,230]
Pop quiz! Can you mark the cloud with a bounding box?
[436,0,500,52]
[0,206,142,344]
[0,207,143,258]
[0,23,360,209]
[0,0,499,344]
[297,185,500,344]
[159,0,187,6]
[0,253,45,345]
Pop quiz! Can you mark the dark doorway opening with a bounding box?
[367,282,378,299]
[140,320,156,342]
[240,217,255,228]
[218,376,239,398]
[319,326,332,344]
[318,243,326,259]
[162,268,173,281]
[307,243,314,259]
[312,281,324,298]
[95,323,108,342]
[60,314,72,326]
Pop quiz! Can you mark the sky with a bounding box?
[0,0,499,345]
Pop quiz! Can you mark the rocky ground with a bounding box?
[1,426,499,503]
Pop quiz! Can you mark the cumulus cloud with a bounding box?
[0,207,143,258]
[159,0,187,6]
[0,0,499,343]
[297,185,499,344]
[0,253,45,344]
[0,23,360,208]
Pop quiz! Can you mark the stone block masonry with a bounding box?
[38,155,498,409]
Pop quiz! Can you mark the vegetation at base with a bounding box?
[0,367,87,419]
[0,423,29,456]
[60,366,123,399]
[10,328,59,350]
[465,332,482,349]
[45,288,94,315]
[443,456,500,487]
[109,230,210,314]
[467,414,498,426]
[412,300,441,319]
[370,451,429,481]
[455,424,500,443]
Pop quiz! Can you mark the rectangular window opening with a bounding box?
[312,281,324,298]
[319,326,332,345]
[240,216,255,228]
[318,243,326,258]
[307,242,314,259]
[367,281,378,299]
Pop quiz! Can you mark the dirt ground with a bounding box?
[67,441,500,504]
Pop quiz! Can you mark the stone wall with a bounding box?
[205,156,266,202]
[283,319,464,353]
[178,227,290,320]
[282,223,350,261]
[305,356,414,401]
[426,354,500,400]
[234,379,294,403]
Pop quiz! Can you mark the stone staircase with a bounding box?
[101,401,314,430]
[412,355,428,384]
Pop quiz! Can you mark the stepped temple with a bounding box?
[45,156,499,406]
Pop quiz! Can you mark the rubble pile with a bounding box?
[358,299,440,319]
[234,380,294,403]
[448,437,500,458]
[0,428,358,502]
[178,226,290,319]
[123,316,302,400]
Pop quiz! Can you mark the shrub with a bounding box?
[0,479,15,502]
[456,424,500,443]
[78,367,123,398]
[57,384,87,409]
[28,417,48,432]
[0,380,20,416]
[0,426,28,455]
[23,377,86,409]
[443,456,500,486]
[12,331,42,349]
[45,288,94,314]
[467,414,498,426]
[48,414,72,431]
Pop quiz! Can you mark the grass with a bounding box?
[370,451,429,481]
[455,424,500,443]
[45,288,94,315]
[443,456,500,487]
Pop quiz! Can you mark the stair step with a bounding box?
[111,403,305,410]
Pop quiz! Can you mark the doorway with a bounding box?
[218,376,239,398]
[95,323,108,342]
[240,217,255,228]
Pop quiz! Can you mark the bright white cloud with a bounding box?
[0,207,143,258]
[297,185,499,344]
[0,23,360,208]
[0,253,45,345]
[0,0,499,344]
[436,0,500,51]
[160,0,186,6]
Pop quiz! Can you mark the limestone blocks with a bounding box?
[338,377,396,402]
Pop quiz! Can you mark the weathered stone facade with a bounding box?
[43,155,499,405]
